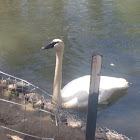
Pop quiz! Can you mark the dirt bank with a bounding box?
[0,84,127,140]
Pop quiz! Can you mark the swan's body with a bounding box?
[61,75,128,108]
[42,39,129,108]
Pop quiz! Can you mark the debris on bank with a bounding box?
[0,71,131,140]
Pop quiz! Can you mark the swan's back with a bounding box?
[99,76,128,104]
[62,75,89,99]
[61,75,128,107]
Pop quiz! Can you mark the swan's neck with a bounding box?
[52,51,63,105]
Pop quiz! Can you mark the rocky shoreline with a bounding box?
[0,79,128,140]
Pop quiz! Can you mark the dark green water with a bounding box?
[0,0,140,139]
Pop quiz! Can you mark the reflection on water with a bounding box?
[0,0,140,139]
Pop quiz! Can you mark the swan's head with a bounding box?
[42,39,64,52]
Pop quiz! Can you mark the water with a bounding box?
[0,0,140,139]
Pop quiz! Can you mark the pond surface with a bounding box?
[0,0,140,139]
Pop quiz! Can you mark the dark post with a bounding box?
[85,54,102,140]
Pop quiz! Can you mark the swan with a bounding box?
[42,39,129,108]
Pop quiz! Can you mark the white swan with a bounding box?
[42,39,129,108]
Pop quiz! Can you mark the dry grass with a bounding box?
[0,89,84,140]
[0,87,127,140]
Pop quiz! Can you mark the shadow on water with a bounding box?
[66,88,128,115]
[98,89,128,111]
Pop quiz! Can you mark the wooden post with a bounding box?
[85,54,102,140]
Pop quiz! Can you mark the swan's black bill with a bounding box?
[42,41,58,50]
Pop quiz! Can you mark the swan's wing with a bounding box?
[61,75,129,107]
[99,76,129,104]
[61,75,90,103]
[100,76,128,89]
